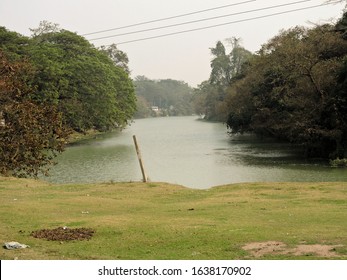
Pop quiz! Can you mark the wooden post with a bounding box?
[133,135,148,182]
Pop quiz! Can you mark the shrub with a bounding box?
[330,158,347,167]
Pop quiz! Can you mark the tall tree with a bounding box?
[194,39,252,121]
[209,38,252,87]
[0,51,70,177]
[28,27,136,131]
[209,41,231,86]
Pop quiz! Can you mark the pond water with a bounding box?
[44,116,347,189]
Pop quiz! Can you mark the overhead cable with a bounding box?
[82,0,256,36]
[88,0,312,41]
[112,2,339,45]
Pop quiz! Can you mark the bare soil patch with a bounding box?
[243,241,343,258]
[291,244,342,257]
[243,241,287,257]
[31,227,95,241]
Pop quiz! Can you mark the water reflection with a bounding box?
[48,140,140,184]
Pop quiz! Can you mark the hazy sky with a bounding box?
[0,0,345,86]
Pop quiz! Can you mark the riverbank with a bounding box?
[1,177,346,260]
[67,130,106,145]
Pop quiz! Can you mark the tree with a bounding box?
[227,37,253,80]
[133,95,152,118]
[193,81,227,121]
[209,41,231,86]
[0,27,30,59]
[29,20,60,38]
[0,51,71,177]
[336,11,347,39]
[28,27,136,131]
[194,38,252,121]
[1,22,137,132]
[99,44,130,74]
[226,24,347,158]
[210,38,252,87]
[133,76,194,117]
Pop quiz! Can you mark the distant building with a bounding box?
[151,106,159,112]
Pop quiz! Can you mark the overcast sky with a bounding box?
[0,0,345,86]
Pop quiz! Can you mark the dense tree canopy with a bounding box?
[0,22,136,176]
[0,23,136,133]
[195,12,347,159]
[134,76,194,117]
[0,51,70,177]
[225,22,347,158]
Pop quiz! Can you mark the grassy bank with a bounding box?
[1,177,347,260]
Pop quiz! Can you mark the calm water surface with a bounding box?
[45,116,347,189]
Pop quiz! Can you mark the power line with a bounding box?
[112,2,339,45]
[88,0,312,41]
[82,0,256,36]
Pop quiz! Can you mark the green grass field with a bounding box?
[1,177,346,260]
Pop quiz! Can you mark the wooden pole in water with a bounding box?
[132,135,148,182]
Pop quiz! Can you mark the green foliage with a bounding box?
[330,158,347,167]
[0,23,136,177]
[195,12,347,159]
[0,23,136,133]
[28,28,136,131]
[209,38,252,87]
[209,41,231,86]
[193,81,229,121]
[0,27,30,58]
[193,39,252,121]
[134,76,194,117]
[99,44,130,74]
[335,11,347,39]
[133,95,152,118]
[225,24,347,158]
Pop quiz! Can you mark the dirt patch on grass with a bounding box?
[242,241,343,258]
[291,244,342,257]
[243,241,287,257]
[31,227,95,241]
